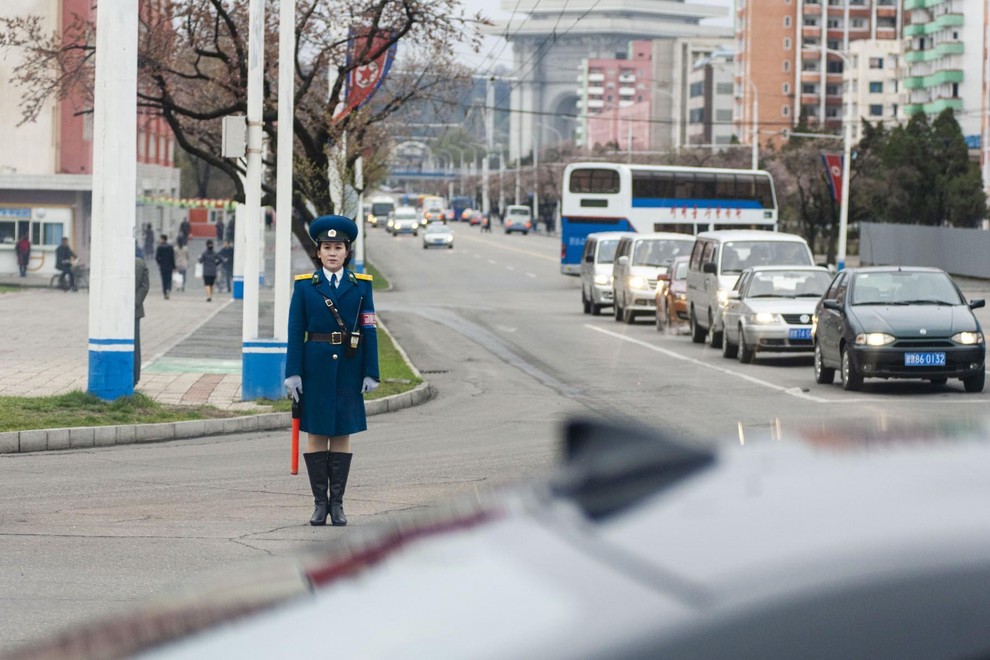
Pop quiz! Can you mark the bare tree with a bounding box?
[1,0,487,250]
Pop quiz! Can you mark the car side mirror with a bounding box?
[822,299,841,311]
[970,299,986,310]
[584,254,594,263]
[726,290,739,300]
[617,255,629,266]
[702,262,717,274]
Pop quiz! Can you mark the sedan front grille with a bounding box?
[893,339,954,349]
[781,314,814,325]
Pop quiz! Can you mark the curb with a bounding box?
[0,382,436,455]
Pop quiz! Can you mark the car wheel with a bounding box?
[814,342,835,384]
[422,244,427,250]
[738,330,755,364]
[448,244,453,249]
[590,303,602,316]
[689,307,705,344]
[706,311,723,349]
[841,347,863,391]
[963,370,985,393]
[721,327,737,359]
[623,306,635,324]
[582,290,591,314]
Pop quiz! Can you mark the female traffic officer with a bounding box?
[284,215,380,526]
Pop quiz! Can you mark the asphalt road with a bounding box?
[2,222,989,653]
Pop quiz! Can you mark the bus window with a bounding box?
[716,174,736,199]
[735,174,756,202]
[755,177,774,208]
[694,173,717,200]
[674,172,693,200]
[569,168,620,194]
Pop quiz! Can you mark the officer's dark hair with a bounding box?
[314,239,352,267]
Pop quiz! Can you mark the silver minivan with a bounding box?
[580,231,632,316]
[612,232,695,324]
[686,230,815,347]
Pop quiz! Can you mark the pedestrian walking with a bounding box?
[226,216,235,242]
[55,236,77,292]
[215,218,225,243]
[174,242,189,292]
[284,215,380,527]
[142,223,155,261]
[15,234,30,277]
[198,239,223,301]
[178,218,190,245]
[134,252,149,385]
[218,240,234,293]
[154,234,176,299]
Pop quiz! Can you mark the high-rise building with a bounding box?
[0,0,180,276]
[734,0,904,146]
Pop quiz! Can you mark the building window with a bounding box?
[782,82,791,94]
[716,82,734,95]
[826,84,840,96]
[689,108,705,123]
[782,105,791,117]
[869,81,882,93]
[869,57,883,69]
[851,18,866,29]
[716,109,733,122]
[869,104,883,116]
[827,39,841,50]
[826,18,840,28]
[784,16,791,27]
[690,81,704,97]
[784,37,792,50]
[802,83,816,94]
[783,60,791,72]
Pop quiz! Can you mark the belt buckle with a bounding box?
[331,332,342,345]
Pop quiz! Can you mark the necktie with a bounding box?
[330,273,337,288]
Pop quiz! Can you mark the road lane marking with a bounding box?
[506,266,515,271]
[586,325,990,403]
[487,259,497,264]
[457,232,558,262]
[526,273,536,278]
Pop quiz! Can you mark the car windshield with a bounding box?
[508,208,529,216]
[631,239,693,267]
[395,212,417,220]
[672,259,689,280]
[596,240,619,264]
[426,224,449,233]
[851,271,964,305]
[720,241,813,274]
[371,203,393,215]
[746,270,831,298]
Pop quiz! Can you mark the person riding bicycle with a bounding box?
[55,237,78,292]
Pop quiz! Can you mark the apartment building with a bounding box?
[734,0,903,146]
[0,0,180,277]
[686,51,737,149]
[577,41,654,152]
[846,39,905,141]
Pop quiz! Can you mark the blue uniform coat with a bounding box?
[286,268,380,436]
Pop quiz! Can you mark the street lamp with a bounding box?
[823,47,853,271]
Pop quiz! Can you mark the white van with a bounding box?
[611,232,695,324]
[686,230,815,346]
[580,231,633,316]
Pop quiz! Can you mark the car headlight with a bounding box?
[675,292,687,302]
[594,274,609,286]
[628,276,648,290]
[951,331,984,345]
[855,333,895,346]
[717,289,730,306]
[747,312,781,324]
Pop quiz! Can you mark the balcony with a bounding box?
[618,87,636,96]
[905,41,964,63]
[618,73,636,84]
[587,72,605,83]
[904,0,947,9]
[587,86,605,96]
[904,69,964,89]
[586,99,605,109]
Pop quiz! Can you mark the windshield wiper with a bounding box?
[899,299,954,305]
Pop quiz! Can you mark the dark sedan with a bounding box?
[813,266,986,392]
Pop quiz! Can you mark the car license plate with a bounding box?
[904,352,946,367]
[788,328,812,340]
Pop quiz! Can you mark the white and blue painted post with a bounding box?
[87,0,137,400]
[240,0,284,399]
[232,202,245,299]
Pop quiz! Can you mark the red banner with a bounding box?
[821,152,843,203]
[333,29,396,121]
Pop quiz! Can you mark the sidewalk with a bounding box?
[0,230,433,453]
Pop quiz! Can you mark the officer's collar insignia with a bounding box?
[311,271,319,285]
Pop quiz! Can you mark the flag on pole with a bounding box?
[333,28,397,121]
[821,152,843,204]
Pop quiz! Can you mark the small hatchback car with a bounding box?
[422,222,454,249]
[813,266,985,392]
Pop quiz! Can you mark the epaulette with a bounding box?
[294,273,312,281]
[355,273,373,282]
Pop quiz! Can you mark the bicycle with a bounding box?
[50,262,89,291]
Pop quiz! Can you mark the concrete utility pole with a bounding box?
[87,0,138,400]
[482,79,494,217]
[240,0,279,399]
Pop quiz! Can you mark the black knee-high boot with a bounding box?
[328,452,353,526]
[303,452,329,526]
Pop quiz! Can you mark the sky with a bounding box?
[456,0,734,75]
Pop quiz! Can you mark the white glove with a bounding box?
[284,375,302,402]
[361,377,380,393]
